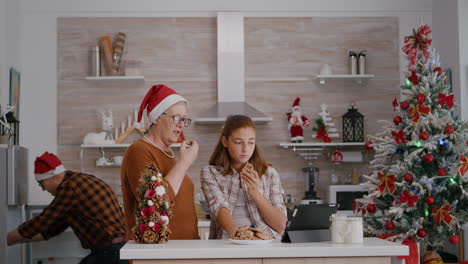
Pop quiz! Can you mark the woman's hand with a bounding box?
[179,140,199,169]
[241,168,260,196]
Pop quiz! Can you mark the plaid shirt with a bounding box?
[18,171,126,249]
[200,166,286,239]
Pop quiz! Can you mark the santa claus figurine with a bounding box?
[287,97,310,143]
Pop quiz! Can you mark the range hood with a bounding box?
[194,13,273,124]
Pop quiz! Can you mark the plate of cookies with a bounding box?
[229,226,273,245]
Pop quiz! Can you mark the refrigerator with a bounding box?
[1,145,29,264]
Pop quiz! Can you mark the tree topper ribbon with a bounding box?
[408,94,430,123]
[432,204,453,225]
[438,93,454,109]
[378,172,396,194]
[459,155,468,177]
[402,24,432,70]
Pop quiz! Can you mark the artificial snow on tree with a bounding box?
[133,163,173,243]
[312,103,339,142]
[355,24,468,249]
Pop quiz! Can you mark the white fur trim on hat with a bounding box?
[35,165,66,181]
[148,94,187,124]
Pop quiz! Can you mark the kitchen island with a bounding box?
[121,237,408,264]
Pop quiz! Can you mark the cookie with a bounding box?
[243,163,253,172]
[248,227,263,233]
[254,231,272,240]
[239,230,254,240]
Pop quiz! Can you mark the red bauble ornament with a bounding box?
[445,125,454,134]
[437,168,447,176]
[419,131,429,140]
[417,229,427,238]
[385,221,395,230]
[393,116,402,125]
[365,141,373,150]
[425,196,435,205]
[367,204,376,214]
[404,172,414,183]
[434,67,443,76]
[332,151,343,164]
[449,235,459,244]
[400,101,410,110]
[424,153,434,163]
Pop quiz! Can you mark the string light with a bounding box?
[415,140,422,147]
[449,177,456,184]
[405,79,412,86]
[424,209,430,217]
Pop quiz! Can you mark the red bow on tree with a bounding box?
[432,204,453,225]
[399,190,419,207]
[391,129,407,144]
[438,93,454,109]
[408,94,430,123]
[459,155,468,177]
[402,24,432,70]
[378,172,396,194]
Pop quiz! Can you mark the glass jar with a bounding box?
[125,59,142,76]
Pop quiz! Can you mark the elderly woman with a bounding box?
[121,84,199,240]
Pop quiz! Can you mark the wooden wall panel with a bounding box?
[57,17,399,205]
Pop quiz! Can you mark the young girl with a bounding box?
[200,115,287,239]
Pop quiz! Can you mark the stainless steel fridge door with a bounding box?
[5,146,28,205]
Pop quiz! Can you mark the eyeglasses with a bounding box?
[162,112,192,127]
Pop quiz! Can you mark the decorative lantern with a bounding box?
[342,103,364,142]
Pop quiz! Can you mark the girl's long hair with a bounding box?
[208,115,270,177]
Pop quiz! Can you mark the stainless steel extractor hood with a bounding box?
[194,12,273,124]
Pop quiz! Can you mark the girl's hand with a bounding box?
[241,168,260,196]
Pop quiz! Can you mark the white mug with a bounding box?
[96,157,108,166]
[113,155,124,166]
[319,63,333,75]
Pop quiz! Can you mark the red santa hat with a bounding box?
[292,97,301,108]
[34,152,66,181]
[138,84,188,125]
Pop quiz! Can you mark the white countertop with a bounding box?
[120,237,408,260]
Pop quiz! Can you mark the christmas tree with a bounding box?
[133,163,172,243]
[312,103,339,142]
[355,24,468,247]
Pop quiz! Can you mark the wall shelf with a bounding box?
[84,76,145,81]
[315,74,375,85]
[279,142,365,148]
[79,143,181,171]
[279,141,366,165]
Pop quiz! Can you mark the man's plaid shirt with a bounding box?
[18,171,126,249]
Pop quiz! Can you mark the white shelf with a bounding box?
[279,142,365,148]
[84,76,145,81]
[315,74,374,85]
[80,143,182,148]
[81,144,130,148]
[315,74,375,79]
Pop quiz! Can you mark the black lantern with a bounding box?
[342,103,364,142]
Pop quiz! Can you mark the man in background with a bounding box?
[6,151,129,264]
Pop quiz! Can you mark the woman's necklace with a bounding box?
[143,136,175,159]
